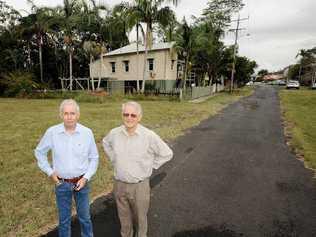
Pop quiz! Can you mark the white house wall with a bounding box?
[90,49,178,81]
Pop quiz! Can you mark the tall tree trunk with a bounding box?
[136,23,140,92]
[27,42,31,71]
[183,53,189,92]
[298,64,302,82]
[69,47,73,91]
[91,55,95,91]
[141,25,149,93]
[97,52,102,89]
[39,35,44,83]
[53,41,60,86]
[207,67,213,92]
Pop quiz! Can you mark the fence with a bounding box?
[57,78,225,100]
[182,83,225,100]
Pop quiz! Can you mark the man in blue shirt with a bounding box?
[35,99,99,237]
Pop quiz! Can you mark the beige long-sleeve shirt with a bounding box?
[102,124,173,183]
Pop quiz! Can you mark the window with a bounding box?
[123,60,129,72]
[147,58,154,71]
[171,60,175,70]
[110,62,115,73]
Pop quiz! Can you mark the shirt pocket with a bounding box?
[73,142,88,158]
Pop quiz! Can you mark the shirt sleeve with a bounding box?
[34,129,54,177]
[102,131,115,163]
[83,131,99,181]
[150,132,173,169]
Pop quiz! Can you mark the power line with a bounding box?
[229,14,248,92]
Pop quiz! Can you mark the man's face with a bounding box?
[122,105,141,131]
[62,104,79,129]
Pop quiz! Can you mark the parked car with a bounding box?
[278,80,286,86]
[246,81,254,86]
[286,80,300,89]
[312,82,316,90]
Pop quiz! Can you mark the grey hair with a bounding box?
[59,99,80,115]
[122,101,142,116]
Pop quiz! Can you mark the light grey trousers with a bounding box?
[113,179,150,237]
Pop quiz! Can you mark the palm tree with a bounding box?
[83,39,100,90]
[195,22,225,86]
[0,1,21,34]
[128,0,180,93]
[174,17,194,91]
[295,48,316,83]
[111,3,134,47]
[135,22,145,92]
[296,49,308,81]
[22,1,55,83]
[0,7,24,72]
[79,0,109,90]
[53,0,81,90]
[157,10,178,42]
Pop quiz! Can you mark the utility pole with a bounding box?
[229,14,248,92]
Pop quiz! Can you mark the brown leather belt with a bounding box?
[58,175,84,183]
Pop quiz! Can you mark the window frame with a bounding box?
[147,58,154,71]
[110,62,116,73]
[123,60,129,72]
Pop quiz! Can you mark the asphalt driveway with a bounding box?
[43,86,316,237]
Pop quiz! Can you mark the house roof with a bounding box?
[105,41,175,57]
[263,74,284,81]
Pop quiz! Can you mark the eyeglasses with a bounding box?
[123,113,137,118]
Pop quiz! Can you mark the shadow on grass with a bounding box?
[41,172,167,237]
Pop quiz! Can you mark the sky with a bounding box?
[4,0,316,72]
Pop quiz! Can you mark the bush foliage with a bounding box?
[0,71,39,97]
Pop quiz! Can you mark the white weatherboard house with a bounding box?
[89,41,183,93]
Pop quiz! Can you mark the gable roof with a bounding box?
[105,41,175,57]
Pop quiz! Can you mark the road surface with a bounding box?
[43,86,316,237]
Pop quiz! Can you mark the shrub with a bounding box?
[0,71,39,97]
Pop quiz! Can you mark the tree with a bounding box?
[156,10,178,42]
[20,1,56,83]
[258,69,268,76]
[174,17,194,90]
[287,64,300,81]
[201,0,244,90]
[53,0,82,90]
[78,0,109,90]
[295,48,316,83]
[296,49,308,81]
[128,0,180,93]
[0,1,24,73]
[0,0,20,33]
[110,3,133,47]
[192,21,224,87]
[234,56,257,86]
[201,0,244,33]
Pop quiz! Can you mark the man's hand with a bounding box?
[50,172,60,184]
[75,177,87,191]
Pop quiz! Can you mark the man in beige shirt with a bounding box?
[102,101,173,237]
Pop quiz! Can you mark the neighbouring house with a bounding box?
[262,73,285,82]
[89,41,184,93]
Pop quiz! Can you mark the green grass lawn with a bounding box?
[0,89,252,237]
[279,88,316,170]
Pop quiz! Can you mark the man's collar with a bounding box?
[121,124,141,136]
[58,123,80,134]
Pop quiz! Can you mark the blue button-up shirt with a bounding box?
[34,123,99,180]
